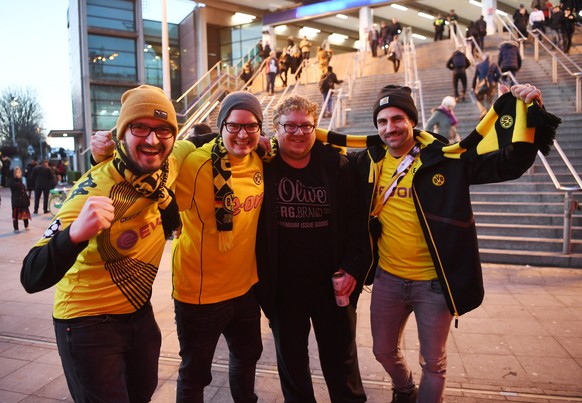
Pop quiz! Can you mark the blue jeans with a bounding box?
[370,269,452,402]
[322,90,332,115]
[174,290,262,403]
[54,302,161,403]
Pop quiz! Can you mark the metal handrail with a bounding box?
[401,27,425,127]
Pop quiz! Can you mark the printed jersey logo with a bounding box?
[43,218,62,239]
[222,193,264,217]
[500,114,513,129]
[117,230,139,250]
[432,174,445,186]
[253,171,263,185]
[69,173,97,201]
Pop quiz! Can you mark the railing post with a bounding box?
[562,191,575,254]
[575,74,582,112]
[552,56,558,83]
[534,35,539,61]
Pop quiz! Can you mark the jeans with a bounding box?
[452,71,467,99]
[174,290,262,403]
[322,91,333,115]
[269,291,366,403]
[54,302,161,403]
[371,268,452,403]
[267,72,276,94]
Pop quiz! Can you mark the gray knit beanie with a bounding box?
[217,91,263,130]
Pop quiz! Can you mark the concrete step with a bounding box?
[477,234,582,253]
[478,248,582,267]
[476,222,582,239]
[475,211,582,226]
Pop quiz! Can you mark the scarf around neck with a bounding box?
[113,141,181,238]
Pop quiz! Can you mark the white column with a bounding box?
[359,7,373,53]
[161,0,171,97]
[482,0,498,35]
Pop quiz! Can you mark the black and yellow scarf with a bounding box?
[316,93,560,158]
[113,142,181,238]
[211,135,234,252]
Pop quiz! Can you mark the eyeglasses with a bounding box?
[279,123,316,134]
[223,122,261,134]
[128,123,174,139]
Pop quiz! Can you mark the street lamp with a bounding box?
[10,97,18,147]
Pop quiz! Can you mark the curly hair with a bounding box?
[271,95,319,131]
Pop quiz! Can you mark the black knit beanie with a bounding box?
[372,85,418,127]
[217,91,263,130]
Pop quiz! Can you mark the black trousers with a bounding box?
[269,290,366,403]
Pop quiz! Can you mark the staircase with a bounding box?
[268,36,582,268]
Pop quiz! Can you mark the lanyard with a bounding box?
[371,142,420,217]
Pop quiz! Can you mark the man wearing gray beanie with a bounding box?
[315,83,556,402]
[90,90,266,402]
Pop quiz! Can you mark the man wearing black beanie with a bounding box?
[315,83,559,402]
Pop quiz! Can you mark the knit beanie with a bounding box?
[217,91,263,131]
[372,85,418,127]
[116,85,178,140]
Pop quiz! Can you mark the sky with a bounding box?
[0,0,195,149]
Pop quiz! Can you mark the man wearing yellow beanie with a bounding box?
[21,85,195,402]
[91,90,266,403]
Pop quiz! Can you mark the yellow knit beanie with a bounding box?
[116,85,178,140]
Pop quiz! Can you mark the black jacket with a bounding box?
[348,129,538,318]
[255,141,365,319]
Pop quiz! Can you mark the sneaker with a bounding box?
[14,229,19,233]
[391,386,418,403]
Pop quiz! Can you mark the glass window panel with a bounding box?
[90,85,130,131]
[219,22,261,65]
[88,35,137,81]
[87,0,135,31]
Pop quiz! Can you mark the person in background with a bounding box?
[446,49,471,102]
[186,122,217,147]
[387,35,403,73]
[240,60,254,85]
[472,53,502,119]
[265,50,279,95]
[300,36,312,62]
[368,24,380,57]
[498,40,522,85]
[279,50,290,87]
[21,85,193,402]
[255,94,367,403]
[513,3,530,39]
[561,8,576,53]
[390,18,403,40]
[434,13,446,41]
[25,159,38,198]
[1,154,11,188]
[424,96,460,144]
[315,82,558,402]
[380,20,391,55]
[9,166,31,232]
[319,65,343,118]
[317,45,331,75]
[30,159,56,214]
[475,15,487,50]
[529,5,546,39]
[447,9,459,38]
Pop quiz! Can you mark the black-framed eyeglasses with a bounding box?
[223,122,261,134]
[279,123,316,134]
[128,123,174,139]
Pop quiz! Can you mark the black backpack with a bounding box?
[452,52,466,69]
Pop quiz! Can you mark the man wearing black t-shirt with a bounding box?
[255,95,367,403]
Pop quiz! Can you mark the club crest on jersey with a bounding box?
[432,174,445,187]
[43,219,62,238]
[500,114,513,129]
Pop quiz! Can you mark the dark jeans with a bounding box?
[34,186,50,213]
[452,71,467,98]
[54,302,161,403]
[174,290,262,403]
[269,290,366,403]
[267,72,276,94]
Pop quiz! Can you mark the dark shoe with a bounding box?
[33,210,38,214]
[391,386,418,403]
[44,210,50,214]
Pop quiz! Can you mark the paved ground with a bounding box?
[0,186,581,402]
